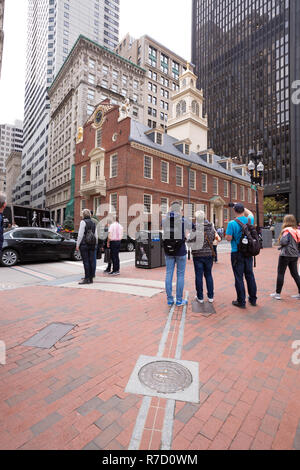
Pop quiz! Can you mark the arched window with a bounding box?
[190,79,194,87]
[176,102,181,117]
[192,100,199,116]
[181,100,186,114]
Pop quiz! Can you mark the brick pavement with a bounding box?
[0,246,300,450]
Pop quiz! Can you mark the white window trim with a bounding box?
[224,180,229,198]
[160,197,169,215]
[232,183,237,200]
[143,194,152,214]
[213,177,219,196]
[144,155,153,179]
[110,154,118,178]
[161,160,169,184]
[81,165,87,184]
[110,193,117,214]
[202,173,208,193]
[176,165,183,187]
[189,169,196,190]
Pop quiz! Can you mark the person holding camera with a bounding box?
[225,203,257,309]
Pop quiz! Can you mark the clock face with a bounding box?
[95,110,103,125]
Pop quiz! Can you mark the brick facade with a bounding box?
[75,103,264,232]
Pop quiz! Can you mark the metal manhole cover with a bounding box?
[138,360,193,394]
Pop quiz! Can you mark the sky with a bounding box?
[0,0,192,125]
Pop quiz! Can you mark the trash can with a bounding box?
[261,229,273,248]
[135,231,164,269]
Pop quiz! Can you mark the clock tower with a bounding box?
[167,65,208,154]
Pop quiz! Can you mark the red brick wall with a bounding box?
[74,106,264,231]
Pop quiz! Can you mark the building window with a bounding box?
[144,155,153,179]
[224,180,229,198]
[110,154,118,178]
[89,58,95,69]
[81,166,87,184]
[110,193,117,214]
[144,194,152,214]
[161,160,169,183]
[189,169,196,190]
[88,73,95,85]
[96,129,102,148]
[87,104,94,116]
[161,197,169,215]
[88,89,95,101]
[232,183,237,200]
[224,208,229,223]
[248,188,252,203]
[81,199,86,212]
[95,160,101,179]
[213,177,219,195]
[94,196,101,215]
[176,166,183,187]
[240,185,245,201]
[202,174,207,192]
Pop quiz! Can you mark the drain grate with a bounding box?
[138,360,193,394]
[22,323,75,349]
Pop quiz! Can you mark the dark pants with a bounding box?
[193,256,214,300]
[231,252,257,305]
[213,245,218,262]
[80,244,96,280]
[276,256,300,294]
[110,241,121,273]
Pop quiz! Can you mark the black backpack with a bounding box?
[235,218,261,259]
[163,215,184,256]
[84,219,96,247]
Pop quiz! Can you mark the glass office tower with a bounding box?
[192,0,300,220]
[15,0,120,208]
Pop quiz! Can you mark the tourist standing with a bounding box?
[76,209,96,285]
[107,217,124,276]
[190,210,215,304]
[0,193,7,256]
[226,203,258,308]
[162,201,192,307]
[270,214,300,300]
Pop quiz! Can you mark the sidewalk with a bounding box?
[1,247,300,450]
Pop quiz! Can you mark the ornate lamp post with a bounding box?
[248,149,264,232]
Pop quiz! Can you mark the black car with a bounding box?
[0,227,82,267]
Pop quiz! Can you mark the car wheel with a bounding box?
[72,250,82,261]
[1,249,19,267]
[127,241,135,252]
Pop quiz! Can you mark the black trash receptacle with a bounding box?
[136,231,164,269]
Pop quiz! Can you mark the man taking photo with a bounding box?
[225,203,258,309]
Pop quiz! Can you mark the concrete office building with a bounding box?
[192,0,300,221]
[5,151,21,204]
[0,121,23,175]
[15,0,120,209]
[46,35,145,224]
[0,0,4,79]
[116,34,190,132]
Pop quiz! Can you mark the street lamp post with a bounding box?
[247,149,264,233]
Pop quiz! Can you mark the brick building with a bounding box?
[74,74,263,233]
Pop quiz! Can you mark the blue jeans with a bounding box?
[231,252,257,305]
[193,256,214,300]
[165,255,187,304]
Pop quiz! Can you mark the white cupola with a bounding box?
[167,63,208,153]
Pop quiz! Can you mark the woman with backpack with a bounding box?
[76,209,97,285]
[270,214,300,300]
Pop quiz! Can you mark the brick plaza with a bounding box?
[0,246,300,450]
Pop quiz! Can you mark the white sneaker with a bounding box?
[291,294,300,299]
[270,293,281,300]
[195,296,204,304]
[208,298,214,303]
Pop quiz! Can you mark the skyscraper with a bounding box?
[15,0,120,208]
[0,0,4,79]
[192,0,300,220]
[0,121,23,174]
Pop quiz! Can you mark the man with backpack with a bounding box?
[226,203,259,309]
[76,209,97,284]
[162,201,192,307]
